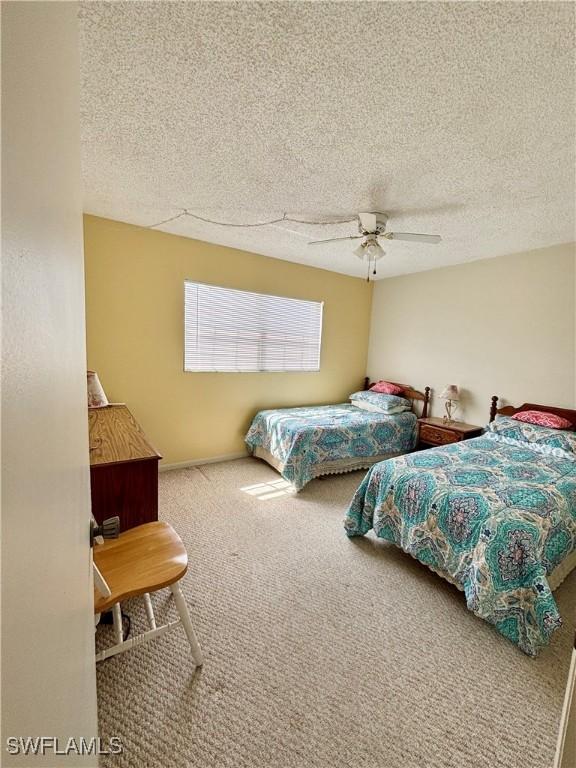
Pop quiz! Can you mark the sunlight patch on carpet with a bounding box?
[240,478,294,500]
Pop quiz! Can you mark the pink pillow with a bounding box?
[512,410,572,430]
[370,380,405,396]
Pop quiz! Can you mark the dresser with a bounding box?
[89,405,162,531]
[417,416,483,448]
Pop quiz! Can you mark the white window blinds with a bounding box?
[184,281,323,372]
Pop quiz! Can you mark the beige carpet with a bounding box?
[96,458,576,768]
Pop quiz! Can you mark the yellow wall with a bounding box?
[368,242,576,426]
[84,215,373,466]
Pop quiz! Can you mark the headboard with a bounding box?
[489,396,576,430]
[363,377,431,419]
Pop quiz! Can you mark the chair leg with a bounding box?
[143,593,157,629]
[112,603,123,645]
[170,582,203,666]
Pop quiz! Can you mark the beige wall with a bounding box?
[84,216,372,466]
[2,2,98,763]
[368,243,576,427]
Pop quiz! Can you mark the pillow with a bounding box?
[352,399,410,415]
[349,390,411,414]
[512,410,572,430]
[369,380,405,396]
[488,415,576,454]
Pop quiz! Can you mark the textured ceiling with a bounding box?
[79,1,575,279]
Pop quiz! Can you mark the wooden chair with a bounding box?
[93,521,203,666]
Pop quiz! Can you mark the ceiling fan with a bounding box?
[308,212,441,275]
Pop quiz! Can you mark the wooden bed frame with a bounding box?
[489,396,576,429]
[363,377,431,419]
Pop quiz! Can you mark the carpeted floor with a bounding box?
[96,458,576,768]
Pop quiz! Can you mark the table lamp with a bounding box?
[87,370,109,409]
[440,384,459,423]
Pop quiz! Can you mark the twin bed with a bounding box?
[246,386,576,656]
[345,398,576,656]
[245,378,430,491]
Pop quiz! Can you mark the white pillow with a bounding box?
[349,390,411,412]
[351,400,409,415]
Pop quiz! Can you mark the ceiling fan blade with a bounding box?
[358,212,377,232]
[388,232,442,244]
[308,236,363,245]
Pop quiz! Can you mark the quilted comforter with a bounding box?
[344,433,576,655]
[245,404,417,491]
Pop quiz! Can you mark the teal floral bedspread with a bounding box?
[344,434,576,655]
[245,404,417,491]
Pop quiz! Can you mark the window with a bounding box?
[184,281,323,372]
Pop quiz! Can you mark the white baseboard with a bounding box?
[159,451,249,472]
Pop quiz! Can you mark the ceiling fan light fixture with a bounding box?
[354,237,385,262]
[365,241,384,260]
[305,210,441,275]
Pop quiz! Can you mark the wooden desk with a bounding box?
[89,405,162,531]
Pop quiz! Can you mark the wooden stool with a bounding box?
[93,521,203,666]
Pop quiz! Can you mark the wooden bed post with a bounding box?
[489,396,499,423]
[363,376,370,391]
[422,386,430,419]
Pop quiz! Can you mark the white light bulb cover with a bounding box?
[354,238,384,262]
[365,241,384,260]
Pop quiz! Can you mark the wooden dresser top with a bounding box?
[89,405,161,467]
[418,416,482,435]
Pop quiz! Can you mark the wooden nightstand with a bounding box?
[417,417,483,448]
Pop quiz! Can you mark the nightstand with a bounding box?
[417,417,483,448]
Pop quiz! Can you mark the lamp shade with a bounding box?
[87,370,109,408]
[440,384,459,401]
